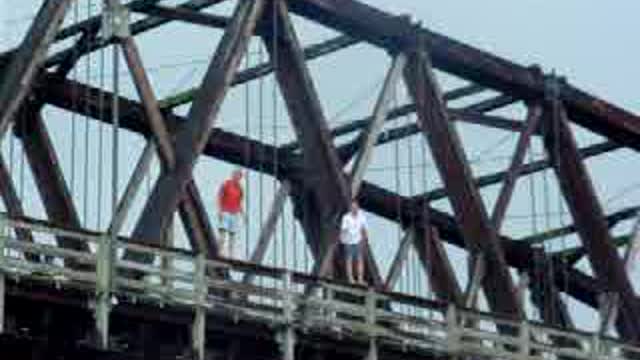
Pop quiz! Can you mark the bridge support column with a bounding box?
[95,234,114,349]
[192,254,207,360]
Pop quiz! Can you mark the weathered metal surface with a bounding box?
[404,44,522,319]
[540,98,640,341]
[261,0,381,285]
[0,157,37,255]
[0,0,75,142]
[130,0,266,247]
[13,112,88,254]
[288,0,640,151]
[491,104,542,229]
[38,73,603,312]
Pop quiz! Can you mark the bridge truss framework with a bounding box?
[0,0,639,359]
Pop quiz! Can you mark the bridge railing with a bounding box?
[0,213,639,360]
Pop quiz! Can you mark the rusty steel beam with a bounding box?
[287,0,640,151]
[0,0,75,142]
[43,0,226,69]
[413,140,621,204]
[413,225,463,304]
[261,0,382,285]
[13,112,88,254]
[403,45,522,319]
[529,249,575,330]
[541,96,640,341]
[120,34,219,257]
[133,4,230,28]
[384,230,413,291]
[37,72,606,312]
[129,0,266,249]
[491,104,542,229]
[0,156,39,262]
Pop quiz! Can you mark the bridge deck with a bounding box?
[0,214,637,360]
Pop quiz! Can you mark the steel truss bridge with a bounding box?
[0,0,639,359]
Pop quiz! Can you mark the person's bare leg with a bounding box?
[357,258,365,285]
[219,229,228,258]
[345,257,355,284]
[228,232,235,259]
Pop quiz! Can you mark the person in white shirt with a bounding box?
[340,199,368,285]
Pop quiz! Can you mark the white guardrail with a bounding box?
[0,214,639,360]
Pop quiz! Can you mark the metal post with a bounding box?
[192,253,207,360]
[365,288,377,360]
[279,271,296,360]
[95,234,114,349]
[446,304,459,353]
[519,321,530,360]
[0,214,6,333]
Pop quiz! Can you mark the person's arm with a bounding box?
[217,183,225,217]
[361,216,369,242]
[340,215,348,241]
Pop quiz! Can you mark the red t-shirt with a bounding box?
[218,179,243,214]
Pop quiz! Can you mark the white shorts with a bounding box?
[219,212,239,234]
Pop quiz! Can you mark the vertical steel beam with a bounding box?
[0,156,38,259]
[491,104,542,230]
[129,0,266,246]
[540,93,640,341]
[262,0,382,286]
[13,112,88,253]
[403,41,522,318]
[0,0,75,141]
[350,53,406,195]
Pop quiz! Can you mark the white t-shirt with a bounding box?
[340,211,368,245]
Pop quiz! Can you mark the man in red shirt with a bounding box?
[217,169,244,258]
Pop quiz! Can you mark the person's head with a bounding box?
[231,169,243,182]
[350,198,359,214]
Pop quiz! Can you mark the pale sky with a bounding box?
[2,0,640,334]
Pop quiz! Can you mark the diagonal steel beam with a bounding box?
[412,140,621,205]
[159,34,359,110]
[243,181,291,284]
[261,0,382,286]
[350,53,406,196]
[384,229,413,291]
[13,111,88,255]
[403,43,522,318]
[129,0,266,250]
[540,92,640,341]
[0,156,39,262]
[0,0,76,142]
[288,0,640,151]
[491,103,542,229]
[119,22,219,257]
[38,71,609,312]
[413,224,463,304]
[43,0,225,69]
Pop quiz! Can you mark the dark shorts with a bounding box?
[343,243,361,261]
